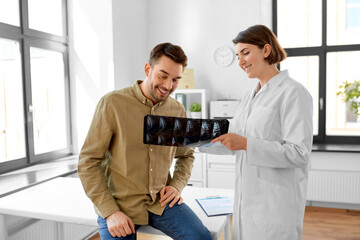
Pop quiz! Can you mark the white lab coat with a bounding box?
[200,70,313,240]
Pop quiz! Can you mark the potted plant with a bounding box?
[189,102,202,119]
[337,80,360,118]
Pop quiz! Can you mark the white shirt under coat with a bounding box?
[199,70,313,240]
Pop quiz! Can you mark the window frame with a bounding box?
[273,0,360,145]
[0,0,71,174]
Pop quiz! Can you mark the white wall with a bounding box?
[71,0,274,150]
[68,0,115,152]
[112,0,149,89]
[68,1,360,200]
[311,151,360,171]
[111,0,273,100]
[147,0,272,100]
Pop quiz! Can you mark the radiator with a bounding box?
[8,219,97,240]
[307,170,360,204]
[9,220,57,240]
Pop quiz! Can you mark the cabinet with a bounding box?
[170,152,207,188]
[187,152,207,187]
[207,154,236,189]
[171,89,209,119]
[172,152,236,189]
[170,89,237,189]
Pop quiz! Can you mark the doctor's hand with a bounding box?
[211,133,247,151]
[106,210,135,237]
[160,186,183,208]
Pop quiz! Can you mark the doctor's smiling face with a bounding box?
[232,25,286,85]
[235,43,271,80]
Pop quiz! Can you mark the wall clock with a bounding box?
[213,46,235,67]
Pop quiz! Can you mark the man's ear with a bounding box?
[144,62,151,77]
[263,44,272,59]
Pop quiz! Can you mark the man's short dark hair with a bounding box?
[149,42,188,69]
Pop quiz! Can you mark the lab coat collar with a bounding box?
[268,70,289,87]
[251,70,289,98]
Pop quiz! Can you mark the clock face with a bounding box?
[214,46,235,67]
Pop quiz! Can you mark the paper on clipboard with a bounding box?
[196,196,233,217]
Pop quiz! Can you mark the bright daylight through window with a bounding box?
[0,0,70,173]
[0,39,26,163]
[276,0,360,144]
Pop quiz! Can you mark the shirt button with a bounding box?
[150,190,153,193]
[150,168,153,172]
[150,148,153,152]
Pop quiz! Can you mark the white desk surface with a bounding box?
[0,177,233,237]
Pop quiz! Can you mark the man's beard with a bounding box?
[147,76,172,103]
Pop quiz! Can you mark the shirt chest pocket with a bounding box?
[247,106,277,139]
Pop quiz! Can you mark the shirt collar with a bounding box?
[132,80,166,106]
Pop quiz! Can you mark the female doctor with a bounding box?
[199,25,313,240]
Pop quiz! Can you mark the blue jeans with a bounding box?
[97,203,212,240]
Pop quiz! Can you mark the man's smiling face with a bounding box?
[144,55,183,104]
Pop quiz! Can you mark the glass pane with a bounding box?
[28,0,63,36]
[30,47,67,154]
[0,0,20,26]
[0,38,26,163]
[347,0,360,30]
[277,0,322,48]
[326,51,360,136]
[281,56,319,135]
[327,0,360,45]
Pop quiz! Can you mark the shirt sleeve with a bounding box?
[247,86,313,168]
[169,146,195,193]
[78,96,120,218]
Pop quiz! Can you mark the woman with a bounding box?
[200,25,313,240]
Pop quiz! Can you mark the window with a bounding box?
[0,1,20,26]
[274,0,360,144]
[0,39,26,162]
[0,0,70,173]
[346,0,360,31]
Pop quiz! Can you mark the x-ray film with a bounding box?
[143,115,229,147]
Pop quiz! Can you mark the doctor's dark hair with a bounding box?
[232,25,287,65]
[149,42,188,69]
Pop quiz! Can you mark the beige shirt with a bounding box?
[78,81,194,225]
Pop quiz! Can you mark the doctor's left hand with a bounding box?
[159,186,183,208]
[212,133,247,151]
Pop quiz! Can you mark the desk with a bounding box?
[0,177,233,240]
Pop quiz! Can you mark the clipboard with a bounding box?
[196,196,233,217]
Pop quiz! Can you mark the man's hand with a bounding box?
[159,186,183,208]
[106,211,135,237]
[211,133,247,151]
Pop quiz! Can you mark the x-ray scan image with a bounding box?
[143,115,229,147]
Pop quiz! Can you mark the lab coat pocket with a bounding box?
[248,106,277,139]
[253,170,296,233]
[258,167,294,189]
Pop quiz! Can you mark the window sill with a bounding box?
[0,155,78,198]
[312,143,360,153]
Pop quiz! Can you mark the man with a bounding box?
[78,42,212,240]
